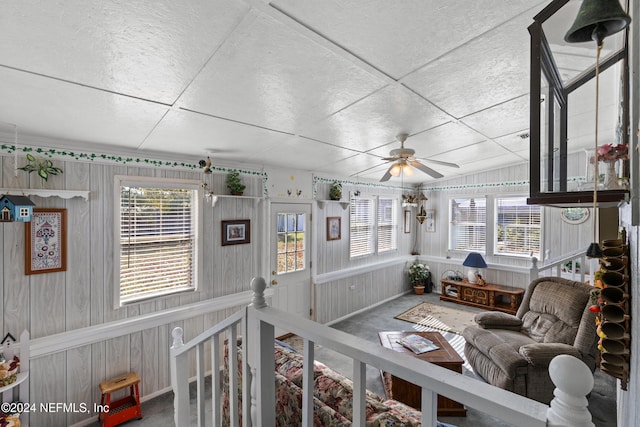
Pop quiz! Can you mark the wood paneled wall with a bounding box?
[0,154,263,426]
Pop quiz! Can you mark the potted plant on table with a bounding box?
[408,261,431,295]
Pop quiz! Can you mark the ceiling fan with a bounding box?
[379,133,459,182]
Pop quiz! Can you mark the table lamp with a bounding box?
[462,252,487,284]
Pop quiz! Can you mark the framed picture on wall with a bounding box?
[222,219,251,245]
[404,210,411,233]
[25,208,67,275]
[425,210,435,232]
[326,217,341,241]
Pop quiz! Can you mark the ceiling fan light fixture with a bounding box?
[402,163,413,176]
[389,163,402,176]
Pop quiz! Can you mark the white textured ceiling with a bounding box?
[0,0,625,183]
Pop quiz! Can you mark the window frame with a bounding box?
[349,193,398,258]
[494,196,542,259]
[448,196,487,254]
[114,175,203,307]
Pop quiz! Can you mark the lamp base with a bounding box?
[467,269,478,284]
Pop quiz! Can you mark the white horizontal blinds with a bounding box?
[350,195,375,257]
[377,197,397,252]
[495,197,541,258]
[120,185,196,302]
[449,197,486,251]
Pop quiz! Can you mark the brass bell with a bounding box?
[565,0,631,44]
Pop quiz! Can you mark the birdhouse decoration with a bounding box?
[0,195,36,222]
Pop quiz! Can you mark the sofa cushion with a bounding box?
[474,311,522,330]
[314,372,389,423]
[274,341,329,386]
[462,326,534,378]
[274,371,352,427]
[521,280,588,344]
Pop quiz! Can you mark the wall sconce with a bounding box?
[415,190,428,224]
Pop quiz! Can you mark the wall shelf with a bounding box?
[316,200,349,210]
[0,188,90,200]
[0,371,28,394]
[205,194,263,207]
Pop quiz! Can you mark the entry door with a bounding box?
[269,203,312,320]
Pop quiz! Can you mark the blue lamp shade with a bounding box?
[462,252,487,283]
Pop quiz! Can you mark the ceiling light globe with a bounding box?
[389,164,401,176]
[402,164,414,176]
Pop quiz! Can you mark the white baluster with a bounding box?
[171,327,189,427]
[547,354,594,427]
[530,256,539,281]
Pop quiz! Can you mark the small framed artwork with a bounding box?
[24,208,67,275]
[326,216,341,241]
[425,210,435,232]
[404,210,411,234]
[222,219,251,246]
[560,207,590,224]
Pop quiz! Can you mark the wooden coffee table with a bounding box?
[378,331,466,417]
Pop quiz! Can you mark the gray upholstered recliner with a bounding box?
[462,277,598,404]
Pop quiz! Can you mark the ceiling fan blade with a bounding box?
[381,156,398,161]
[410,160,444,179]
[380,165,394,182]
[421,158,460,168]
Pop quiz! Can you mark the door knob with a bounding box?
[271,279,278,285]
[272,270,277,275]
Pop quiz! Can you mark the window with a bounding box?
[377,197,397,253]
[276,213,306,274]
[495,197,541,258]
[350,194,397,257]
[449,197,486,252]
[350,196,375,257]
[115,176,202,305]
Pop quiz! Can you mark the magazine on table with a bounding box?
[397,334,439,354]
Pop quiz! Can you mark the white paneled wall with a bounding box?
[0,154,264,426]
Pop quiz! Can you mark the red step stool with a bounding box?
[99,372,143,427]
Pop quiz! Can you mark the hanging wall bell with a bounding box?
[565,0,631,44]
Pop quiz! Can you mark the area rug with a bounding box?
[394,302,477,335]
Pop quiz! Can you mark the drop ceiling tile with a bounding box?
[179,12,386,134]
[244,135,362,171]
[0,0,249,104]
[273,0,543,79]
[141,109,288,158]
[402,12,536,118]
[461,95,529,138]
[428,140,512,167]
[0,68,168,148]
[300,85,450,152]
[494,132,531,154]
[369,122,486,159]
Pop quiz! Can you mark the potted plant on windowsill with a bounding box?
[408,261,431,295]
[226,170,246,196]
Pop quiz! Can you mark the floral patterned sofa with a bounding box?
[222,340,425,426]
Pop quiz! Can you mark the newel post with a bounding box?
[247,277,274,427]
[170,327,190,427]
[546,354,594,427]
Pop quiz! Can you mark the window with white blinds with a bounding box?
[116,177,201,305]
[377,197,397,253]
[350,195,398,257]
[495,197,541,258]
[350,196,375,257]
[449,197,486,252]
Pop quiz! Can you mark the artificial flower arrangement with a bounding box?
[0,355,20,387]
[591,143,629,163]
[408,262,430,286]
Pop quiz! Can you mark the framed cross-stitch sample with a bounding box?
[25,208,67,275]
[425,210,435,232]
[404,210,411,234]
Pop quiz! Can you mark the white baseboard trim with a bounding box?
[324,289,413,326]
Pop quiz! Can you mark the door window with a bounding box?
[276,213,306,274]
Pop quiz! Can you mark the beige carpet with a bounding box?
[395,302,478,335]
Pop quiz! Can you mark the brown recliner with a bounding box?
[462,277,599,404]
